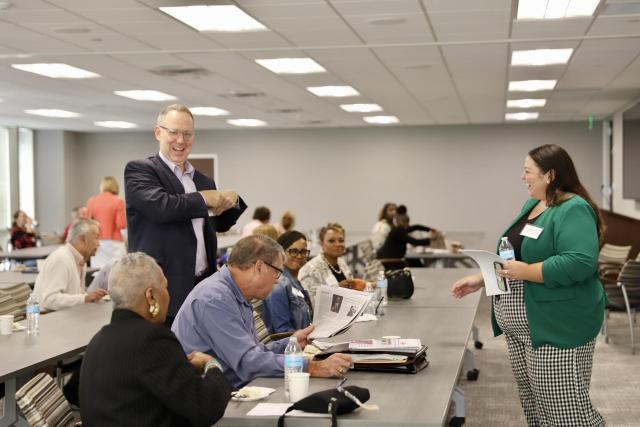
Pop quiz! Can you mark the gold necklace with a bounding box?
[323,255,342,274]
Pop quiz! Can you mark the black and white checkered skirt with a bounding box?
[493,280,605,427]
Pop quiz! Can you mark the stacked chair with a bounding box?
[606,260,640,354]
[15,373,78,427]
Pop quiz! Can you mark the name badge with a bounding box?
[520,224,544,239]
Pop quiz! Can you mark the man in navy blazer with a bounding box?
[125,104,246,324]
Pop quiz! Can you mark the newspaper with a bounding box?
[461,250,511,296]
[309,285,372,339]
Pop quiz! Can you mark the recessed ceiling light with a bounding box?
[307,86,359,97]
[517,0,600,20]
[227,118,267,127]
[94,121,138,129]
[505,112,540,121]
[507,99,547,108]
[159,5,267,32]
[11,63,100,79]
[114,90,177,101]
[340,103,383,113]
[508,80,557,92]
[190,107,229,116]
[511,49,573,66]
[255,58,326,74]
[25,109,81,118]
[363,115,399,124]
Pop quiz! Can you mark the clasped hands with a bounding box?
[200,189,238,215]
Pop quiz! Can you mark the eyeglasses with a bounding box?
[287,248,310,258]
[158,125,194,140]
[263,261,284,279]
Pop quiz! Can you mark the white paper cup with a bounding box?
[0,314,14,335]
[288,372,310,402]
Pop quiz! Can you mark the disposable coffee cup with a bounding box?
[0,314,14,335]
[288,372,310,402]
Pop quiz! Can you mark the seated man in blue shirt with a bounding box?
[172,234,352,388]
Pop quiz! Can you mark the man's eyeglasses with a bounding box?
[263,261,284,279]
[158,125,194,140]
[287,248,310,258]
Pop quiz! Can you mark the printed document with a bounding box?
[462,250,511,296]
[309,285,372,338]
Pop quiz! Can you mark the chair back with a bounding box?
[599,244,632,265]
[252,299,271,345]
[0,291,21,317]
[15,373,76,427]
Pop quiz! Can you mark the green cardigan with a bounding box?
[491,195,606,349]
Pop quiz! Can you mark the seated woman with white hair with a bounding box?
[79,252,232,427]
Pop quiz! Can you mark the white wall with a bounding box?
[42,122,602,250]
[34,130,66,233]
[611,111,640,220]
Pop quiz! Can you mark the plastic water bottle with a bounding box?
[376,270,388,308]
[363,281,377,316]
[26,293,40,335]
[499,237,515,261]
[284,336,304,401]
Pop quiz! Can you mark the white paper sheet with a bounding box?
[461,250,511,296]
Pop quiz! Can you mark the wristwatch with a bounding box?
[204,357,222,373]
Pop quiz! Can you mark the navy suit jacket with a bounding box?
[125,154,247,316]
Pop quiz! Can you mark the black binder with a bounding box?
[314,344,429,374]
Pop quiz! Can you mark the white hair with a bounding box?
[109,252,164,310]
[67,219,99,243]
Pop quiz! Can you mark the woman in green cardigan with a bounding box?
[452,144,606,426]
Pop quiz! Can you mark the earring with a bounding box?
[149,301,160,317]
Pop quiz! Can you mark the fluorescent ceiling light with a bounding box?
[506,112,540,121]
[25,109,81,118]
[307,86,359,97]
[511,49,573,66]
[517,0,600,20]
[159,5,267,32]
[508,80,557,92]
[114,90,177,101]
[363,115,399,124]
[227,118,267,127]
[340,103,383,113]
[507,99,547,108]
[190,107,229,116]
[11,63,100,79]
[255,58,326,74]
[94,121,138,129]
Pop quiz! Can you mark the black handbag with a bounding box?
[385,268,414,299]
[277,385,370,427]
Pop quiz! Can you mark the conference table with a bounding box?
[1,245,61,261]
[219,268,481,427]
[0,272,38,287]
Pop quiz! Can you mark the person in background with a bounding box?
[172,235,352,388]
[62,206,88,243]
[252,224,279,240]
[274,210,296,236]
[33,219,107,311]
[298,222,365,304]
[242,206,271,237]
[80,252,232,426]
[125,104,246,326]
[10,210,37,250]
[370,202,396,251]
[86,176,127,268]
[262,231,313,333]
[452,144,606,426]
[376,210,436,269]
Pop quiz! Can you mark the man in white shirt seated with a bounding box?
[34,219,108,311]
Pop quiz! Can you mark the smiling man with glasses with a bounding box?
[172,234,353,389]
[124,103,247,326]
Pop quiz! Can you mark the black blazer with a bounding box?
[79,309,232,427]
[125,154,247,315]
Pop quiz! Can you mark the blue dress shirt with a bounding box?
[172,266,288,388]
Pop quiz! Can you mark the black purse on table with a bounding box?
[385,268,414,299]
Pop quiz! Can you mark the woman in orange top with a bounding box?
[86,176,127,267]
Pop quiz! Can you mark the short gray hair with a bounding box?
[157,104,194,125]
[228,235,284,270]
[109,252,164,310]
[67,219,99,243]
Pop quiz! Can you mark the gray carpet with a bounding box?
[454,296,640,426]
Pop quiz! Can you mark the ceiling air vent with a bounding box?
[224,91,266,98]
[299,119,330,125]
[149,66,210,77]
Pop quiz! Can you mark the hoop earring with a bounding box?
[149,301,160,317]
